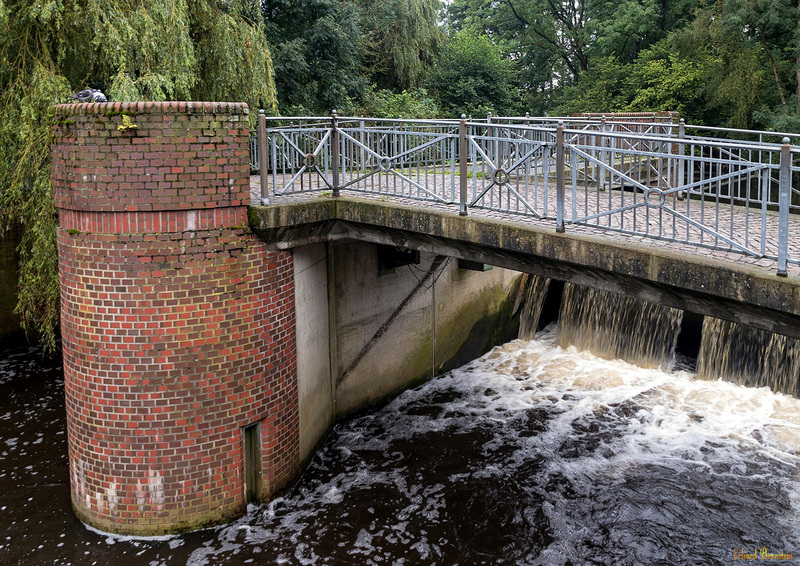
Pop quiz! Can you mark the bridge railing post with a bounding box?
[556,121,565,232]
[258,110,269,204]
[524,112,531,177]
[778,137,791,276]
[677,119,686,200]
[331,110,340,197]
[600,115,608,191]
[359,116,366,177]
[486,111,492,164]
[459,114,468,216]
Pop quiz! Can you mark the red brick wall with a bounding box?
[52,102,299,535]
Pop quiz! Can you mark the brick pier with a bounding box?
[51,102,299,534]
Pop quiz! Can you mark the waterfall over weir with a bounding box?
[554,283,684,371]
[516,276,800,398]
[698,317,800,397]
[516,273,551,340]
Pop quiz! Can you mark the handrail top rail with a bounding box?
[264,115,462,125]
[561,127,789,153]
[260,112,800,141]
[495,114,800,142]
[258,114,799,152]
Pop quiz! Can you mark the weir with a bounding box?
[515,276,800,397]
[556,283,684,371]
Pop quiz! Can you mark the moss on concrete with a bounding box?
[437,277,521,375]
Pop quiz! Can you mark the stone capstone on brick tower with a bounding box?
[51,101,299,535]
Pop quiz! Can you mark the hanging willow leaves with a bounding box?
[0,0,277,352]
[359,0,444,90]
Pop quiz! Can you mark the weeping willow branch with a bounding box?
[0,0,277,352]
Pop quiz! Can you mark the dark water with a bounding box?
[1,329,799,565]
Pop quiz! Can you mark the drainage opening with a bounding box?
[676,311,704,372]
[243,422,263,504]
[538,279,565,331]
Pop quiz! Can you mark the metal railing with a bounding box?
[253,110,799,275]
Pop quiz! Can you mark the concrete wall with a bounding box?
[294,239,522,458]
[332,242,520,416]
[294,244,333,464]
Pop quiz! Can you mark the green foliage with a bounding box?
[264,0,366,114]
[671,2,773,129]
[0,0,278,351]
[426,30,520,118]
[754,105,800,133]
[553,57,630,115]
[191,1,277,111]
[448,0,593,91]
[358,88,440,118]
[626,48,705,123]
[359,0,444,90]
[590,0,700,62]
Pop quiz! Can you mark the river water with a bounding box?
[1,327,799,565]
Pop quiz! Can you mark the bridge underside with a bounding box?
[249,196,800,340]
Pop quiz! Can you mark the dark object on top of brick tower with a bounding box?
[70,89,107,103]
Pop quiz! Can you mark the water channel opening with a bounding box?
[377,245,420,275]
[243,422,263,504]
[675,311,703,371]
[516,275,564,341]
[537,279,565,332]
[556,283,684,371]
[697,317,800,396]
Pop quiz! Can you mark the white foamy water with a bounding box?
[184,327,800,565]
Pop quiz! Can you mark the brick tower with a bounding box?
[51,101,298,534]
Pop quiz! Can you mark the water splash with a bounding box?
[556,283,683,371]
[184,330,800,564]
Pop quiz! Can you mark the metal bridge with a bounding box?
[250,113,800,277]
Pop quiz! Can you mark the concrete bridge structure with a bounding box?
[253,112,800,337]
[52,103,800,535]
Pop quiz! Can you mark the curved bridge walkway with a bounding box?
[250,177,800,278]
[249,115,800,279]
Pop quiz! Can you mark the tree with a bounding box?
[447,0,593,89]
[720,0,800,112]
[0,0,277,351]
[445,0,703,113]
[359,0,444,91]
[263,0,366,114]
[671,1,776,128]
[626,42,706,124]
[552,56,631,115]
[358,88,440,118]
[553,39,708,123]
[590,0,700,62]
[426,30,520,118]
